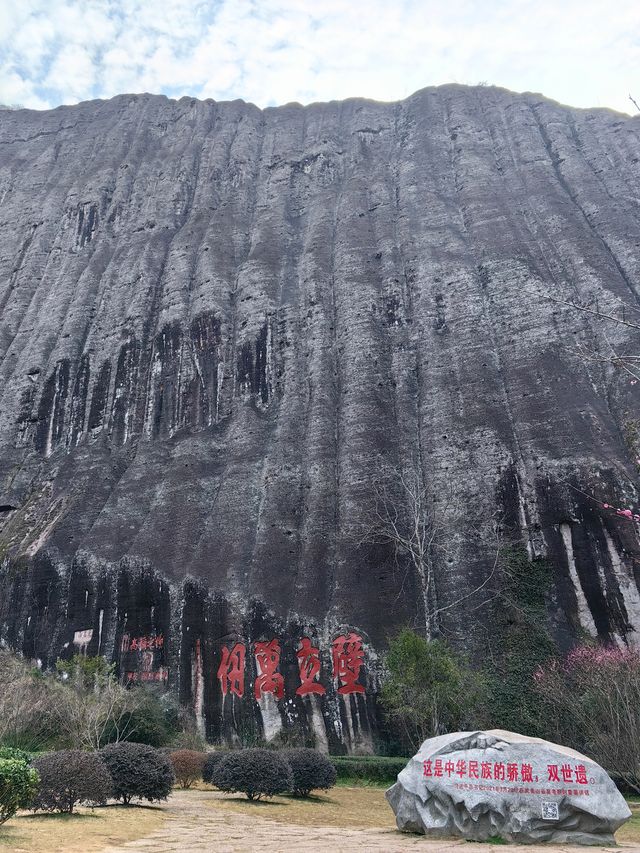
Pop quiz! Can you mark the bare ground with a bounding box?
[100,788,640,853]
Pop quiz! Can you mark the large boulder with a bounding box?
[386,729,631,845]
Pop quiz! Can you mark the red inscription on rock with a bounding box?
[254,639,285,700]
[423,759,592,793]
[218,642,246,698]
[331,633,365,695]
[296,638,326,696]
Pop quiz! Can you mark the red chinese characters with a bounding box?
[218,643,246,698]
[121,633,164,653]
[521,763,533,783]
[214,633,367,701]
[546,764,587,785]
[296,638,326,696]
[254,639,285,700]
[421,758,592,793]
[332,633,365,695]
[125,667,168,683]
[574,764,588,785]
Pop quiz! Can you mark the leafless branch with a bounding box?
[352,463,501,638]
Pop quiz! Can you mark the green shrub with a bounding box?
[100,742,174,805]
[212,748,292,800]
[169,750,207,789]
[330,755,407,786]
[31,750,112,813]
[0,758,39,825]
[486,547,555,737]
[202,751,228,784]
[105,689,182,748]
[0,747,31,764]
[380,629,486,753]
[285,749,336,797]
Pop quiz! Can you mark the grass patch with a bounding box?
[202,785,398,830]
[0,803,165,852]
[617,801,640,845]
[200,787,640,846]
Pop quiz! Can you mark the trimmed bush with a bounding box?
[169,750,207,789]
[285,748,337,797]
[330,755,407,786]
[100,742,174,804]
[213,748,292,800]
[31,750,112,813]
[202,751,228,785]
[0,758,39,825]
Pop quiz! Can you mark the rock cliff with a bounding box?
[1,85,639,748]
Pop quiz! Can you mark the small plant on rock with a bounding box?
[285,748,337,797]
[169,750,206,789]
[0,757,39,825]
[212,748,292,801]
[100,742,174,804]
[31,750,112,813]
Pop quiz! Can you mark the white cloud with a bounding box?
[0,0,638,113]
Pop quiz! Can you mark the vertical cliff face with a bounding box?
[1,85,640,748]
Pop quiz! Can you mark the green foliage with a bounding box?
[330,755,407,786]
[0,757,39,825]
[212,748,292,800]
[202,751,228,784]
[0,651,191,754]
[56,654,115,687]
[31,750,112,814]
[100,742,174,805]
[105,688,182,748]
[380,629,486,752]
[284,749,337,797]
[169,750,207,789]
[486,547,556,736]
[0,747,31,764]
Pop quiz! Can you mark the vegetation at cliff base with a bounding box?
[380,628,486,752]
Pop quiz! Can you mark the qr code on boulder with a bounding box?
[541,801,559,820]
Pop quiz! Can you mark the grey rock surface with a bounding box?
[1,85,640,742]
[386,729,631,845]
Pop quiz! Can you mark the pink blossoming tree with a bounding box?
[533,644,640,792]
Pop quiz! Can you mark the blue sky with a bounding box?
[0,0,638,113]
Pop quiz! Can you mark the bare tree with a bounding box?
[535,290,640,383]
[53,656,141,750]
[0,651,54,750]
[534,645,640,793]
[354,464,499,639]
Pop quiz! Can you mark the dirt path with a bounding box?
[101,790,636,853]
